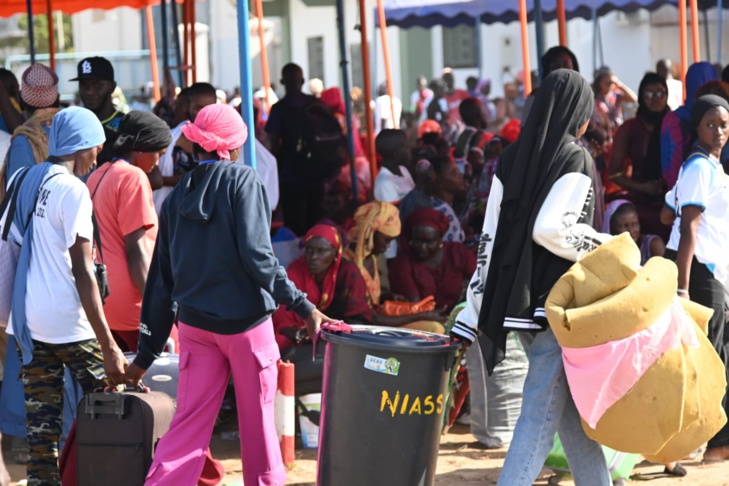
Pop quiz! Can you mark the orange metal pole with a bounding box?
[145,5,162,102]
[254,0,272,114]
[689,0,701,62]
[678,0,688,91]
[519,0,532,97]
[190,0,197,83]
[46,0,56,71]
[376,0,397,129]
[359,0,377,180]
[557,0,567,46]
[183,0,190,86]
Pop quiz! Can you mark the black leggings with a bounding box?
[665,250,729,447]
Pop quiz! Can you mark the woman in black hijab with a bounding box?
[608,72,670,239]
[452,70,613,485]
[521,46,580,122]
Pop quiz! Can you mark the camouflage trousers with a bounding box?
[18,339,107,486]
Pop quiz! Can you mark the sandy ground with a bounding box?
[7,424,728,485]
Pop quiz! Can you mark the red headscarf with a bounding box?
[400,207,450,252]
[418,119,442,138]
[292,224,342,310]
[500,119,522,144]
[321,87,346,115]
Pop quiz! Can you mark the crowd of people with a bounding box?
[0,46,728,485]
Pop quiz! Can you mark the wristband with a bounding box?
[677,288,689,295]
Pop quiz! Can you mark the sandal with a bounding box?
[633,463,687,480]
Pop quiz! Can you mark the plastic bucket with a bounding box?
[298,393,321,449]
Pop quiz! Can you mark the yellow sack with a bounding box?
[546,233,727,463]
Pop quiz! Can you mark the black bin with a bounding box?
[316,325,461,486]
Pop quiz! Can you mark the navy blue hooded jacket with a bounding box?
[134,161,314,370]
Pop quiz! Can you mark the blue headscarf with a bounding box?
[11,107,105,365]
[675,62,718,122]
[48,106,105,157]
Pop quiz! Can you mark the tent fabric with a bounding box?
[380,0,680,28]
[0,0,183,18]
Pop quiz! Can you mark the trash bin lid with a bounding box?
[321,325,461,353]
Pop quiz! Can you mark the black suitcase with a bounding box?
[76,388,176,486]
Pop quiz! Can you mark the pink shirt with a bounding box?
[87,161,158,332]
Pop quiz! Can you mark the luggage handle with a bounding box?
[84,383,151,420]
[84,393,126,420]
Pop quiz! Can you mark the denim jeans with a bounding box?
[496,328,611,486]
[468,334,528,448]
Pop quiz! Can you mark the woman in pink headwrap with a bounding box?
[126,103,335,486]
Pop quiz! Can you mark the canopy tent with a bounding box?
[0,0,189,101]
[0,0,181,17]
[378,0,724,28]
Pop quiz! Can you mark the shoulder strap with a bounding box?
[92,211,103,262]
[1,168,30,241]
[90,162,115,201]
[89,162,116,262]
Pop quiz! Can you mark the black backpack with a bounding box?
[453,127,484,159]
[293,100,345,182]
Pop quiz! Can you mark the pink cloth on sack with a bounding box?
[562,297,700,429]
[181,103,248,160]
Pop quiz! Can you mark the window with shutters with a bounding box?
[307,36,325,82]
[442,25,477,69]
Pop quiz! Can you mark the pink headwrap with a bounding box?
[181,103,248,160]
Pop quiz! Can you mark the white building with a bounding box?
[66,1,728,101]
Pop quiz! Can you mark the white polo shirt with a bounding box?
[666,151,729,285]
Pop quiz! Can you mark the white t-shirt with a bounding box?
[374,95,403,133]
[0,130,11,170]
[666,152,729,285]
[374,166,414,204]
[374,165,414,259]
[7,166,96,344]
[237,139,280,210]
[666,78,683,112]
[153,121,186,214]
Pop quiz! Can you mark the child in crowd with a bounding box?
[373,129,414,204]
[604,200,665,265]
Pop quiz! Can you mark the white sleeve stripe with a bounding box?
[453,322,478,340]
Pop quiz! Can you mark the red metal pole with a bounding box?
[689,0,701,62]
[519,0,532,97]
[145,5,162,102]
[46,0,56,71]
[254,0,272,114]
[183,0,190,87]
[678,0,688,94]
[376,0,397,129]
[359,0,377,181]
[190,0,197,84]
[557,0,567,46]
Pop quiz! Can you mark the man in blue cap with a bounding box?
[4,106,126,485]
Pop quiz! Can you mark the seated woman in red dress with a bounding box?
[273,224,371,394]
[389,208,477,313]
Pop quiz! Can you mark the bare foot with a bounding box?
[703,445,729,463]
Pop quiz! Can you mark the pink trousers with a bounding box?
[145,319,285,486]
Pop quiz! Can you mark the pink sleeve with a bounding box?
[117,169,157,237]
